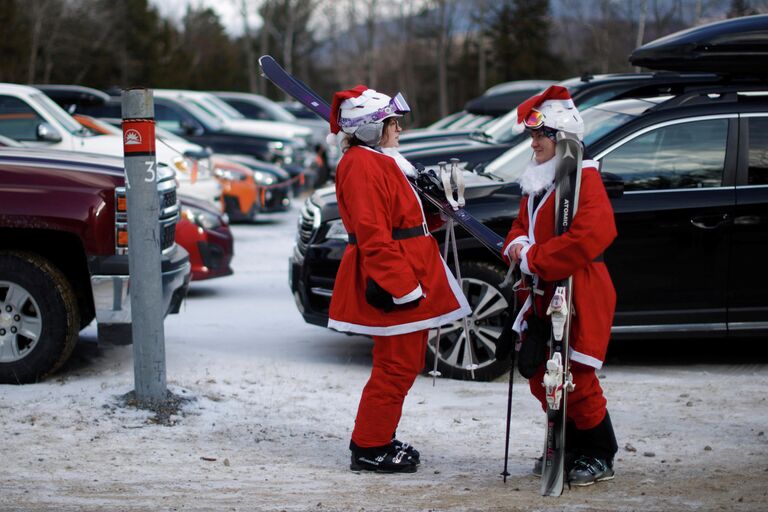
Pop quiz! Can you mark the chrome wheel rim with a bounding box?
[0,281,43,363]
[429,277,509,371]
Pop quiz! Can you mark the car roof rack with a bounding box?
[650,83,768,111]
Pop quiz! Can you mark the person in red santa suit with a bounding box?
[325,85,471,473]
[502,85,619,486]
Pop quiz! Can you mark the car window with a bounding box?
[600,118,728,191]
[0,95,46,141]
[747,117,768,185]
[155,103,185,133]
[29,93,84,135]
[575,90,621,111]
[226,99,270,120]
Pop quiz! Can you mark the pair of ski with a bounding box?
[258,54,580,496]
[258,55,504,256]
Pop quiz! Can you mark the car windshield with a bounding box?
[252,97,296,122]
[485,97,669,182]
[173,98,223,130]
[476,107,520,143]
[29,93,88,135]
[194,95,245,121]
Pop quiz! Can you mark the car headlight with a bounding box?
[267,140,295,165]
[213,167,248,182]
[182,206,223,230]
[173,156,190,175]
[253,170,276,186]
[325,219,348,241]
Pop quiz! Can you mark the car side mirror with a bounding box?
[36,122,62,143]
[601,172,624,199]
[183,148,212,160]
[180,119,203,136]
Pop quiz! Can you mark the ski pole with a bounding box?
[501,275,518,482]
[501,345,516,482]
[430,218,455,386]
[449,218,477,379]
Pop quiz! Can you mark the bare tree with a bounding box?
[430,0,458,119]
[24,0,64,83]
[236,0,261,93]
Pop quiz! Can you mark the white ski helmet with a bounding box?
[328,85,410,146]
[517,85,584,140]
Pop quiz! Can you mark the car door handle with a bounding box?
[690,213,730,230]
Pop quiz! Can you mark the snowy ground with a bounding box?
[1,203,767,512]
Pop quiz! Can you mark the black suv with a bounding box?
[397,71,768,171]
[292,17,768,381]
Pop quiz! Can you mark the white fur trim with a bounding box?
[328,258,471,336]
[381,147,417,178]
[517,157,556,196]
[512,296,532,335]
[326,131,349,150]
[519,244,533,275]
[503,235,529,260]
[393,284,423,304]
[327,304,467,336]
[570,348,603,369]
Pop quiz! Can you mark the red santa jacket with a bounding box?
[502,161,616,368]
[328,145,471,336]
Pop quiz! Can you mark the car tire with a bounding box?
[0,251,80,384]
[425,260,513,382]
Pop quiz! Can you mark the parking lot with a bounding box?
[0,204,766,512]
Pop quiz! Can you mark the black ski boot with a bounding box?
[568,455,614,486]
[391,438,420,465]
[566,411,618,486]
[349,440,418,473]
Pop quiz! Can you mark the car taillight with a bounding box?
[115,187,128,255]
[116,226,129,250]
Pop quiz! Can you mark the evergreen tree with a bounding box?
[0,1,30,82]
[486,0,562,83]
[181,7,242,90]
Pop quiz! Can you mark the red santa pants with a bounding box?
[528,359,607,430]
[351,329,428,448]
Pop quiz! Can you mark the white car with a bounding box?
[156,90,312,142]
[0,83,216,202]
[75,115,222,208]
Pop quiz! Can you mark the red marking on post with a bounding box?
[122,119,155,155]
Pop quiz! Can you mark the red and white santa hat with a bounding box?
[327,85,410,146]
[516,85,584,140]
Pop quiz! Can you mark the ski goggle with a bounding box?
[339,92,411,129]
[522,109,545,129]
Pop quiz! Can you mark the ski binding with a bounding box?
[547,286,568,341]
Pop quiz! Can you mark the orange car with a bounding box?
[74,114,259,222]
[211,156,261,222]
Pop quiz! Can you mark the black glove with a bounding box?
[518,315,550,379]
[365,278,423,313]
[366,278,394,312]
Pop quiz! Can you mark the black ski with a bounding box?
[540,132,582,497]
[258,54,505,259]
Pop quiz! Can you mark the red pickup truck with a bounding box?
[0,147,190,384]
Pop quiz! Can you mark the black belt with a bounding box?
[348,224,428,245]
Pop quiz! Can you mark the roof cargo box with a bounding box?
[629,14,768,75]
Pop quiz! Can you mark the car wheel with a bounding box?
[0,251,80,384]
[426,260,513,381]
